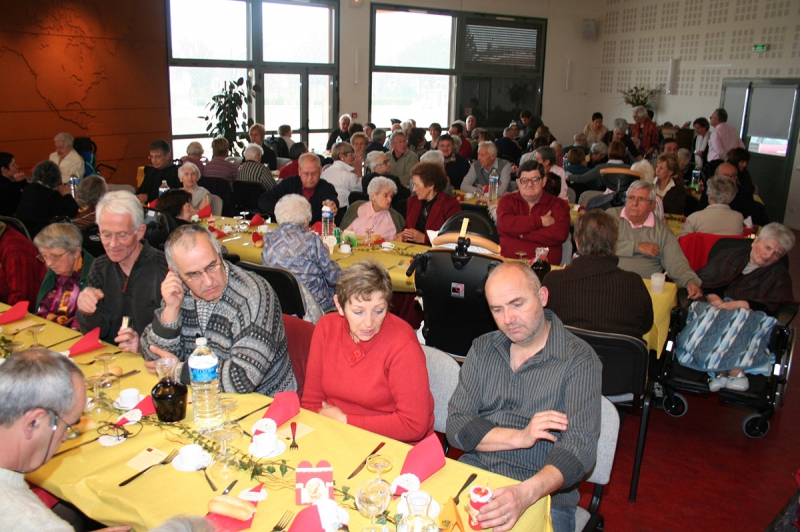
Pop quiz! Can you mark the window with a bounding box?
[370,6,546,130]
[167,0,338,156]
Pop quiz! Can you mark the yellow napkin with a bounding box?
[439,497,465,532]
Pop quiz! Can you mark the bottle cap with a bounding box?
[196,337,208,347]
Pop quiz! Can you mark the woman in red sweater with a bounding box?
[401,162,461,245]
[301,261,434,444]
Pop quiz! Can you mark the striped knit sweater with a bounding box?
[141,262,296,396]
[447,310,602,509]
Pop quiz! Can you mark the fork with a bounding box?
[289,422,298,450]
[271,510,294,531]
[387,260,406,270]
[199,466,217,491]
[76,358,98,366]
[118,448,179,486]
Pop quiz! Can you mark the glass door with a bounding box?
[263,70,333,154]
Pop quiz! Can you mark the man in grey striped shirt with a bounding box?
[447,262,602,532]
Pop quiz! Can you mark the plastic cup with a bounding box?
[650,272,666,294]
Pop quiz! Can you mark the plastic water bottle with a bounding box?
[69,175,81,196]
[488,169,499,202]
[321,206,334,237]
[158,180,170,196]
[188,337,223,434]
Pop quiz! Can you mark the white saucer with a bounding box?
[396,497,441,519]
[113,394,146,411]
[248,440,286,459]
[172,452,212,472]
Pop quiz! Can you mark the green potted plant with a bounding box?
[204,77,261,156]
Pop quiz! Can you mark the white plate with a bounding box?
[113,394,146,411]
[172,452,212,472]
[396,497,441,519]
[248,440,286,459]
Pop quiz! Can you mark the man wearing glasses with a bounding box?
[496,160,570,264]
[0,349,130,532]
[77,191,169,348]
[135,140,180,204]
[609,180,703,299]
[140,225,296,396]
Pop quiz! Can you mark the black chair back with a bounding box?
[411,248,502,359]
[142,208,178,250]
[198,176,235,217]
[439,211,499,244]
[232,181,267,214]
[348,191,369,206]
[238,261,305,318]
[222,253,240,264]
[0,215,32,240]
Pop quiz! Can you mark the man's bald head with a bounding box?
[715,162,738,179]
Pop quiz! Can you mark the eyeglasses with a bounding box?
[517,177,542,187]
[99,230,134,242]
[410,181,426,190]
[37,250,70,263]
[626,195,652,204]
[182,260,222,283]
[97,421,142,440]
[42,408,80,440]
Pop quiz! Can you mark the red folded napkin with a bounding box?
[252,232,263,244]
[257,391,299,431]
[210,228,227,239]
[310,221,322,235]
[115,396,156,427]
[67,328,103,356]
[249,214,264,226]
[395,433,446,495]
[0,301,28,325]
[288,504,323,532]
[148,199,158,208]
[206,483,263,532]
[197,204,212,218]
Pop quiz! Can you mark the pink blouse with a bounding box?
[349,201,398,241]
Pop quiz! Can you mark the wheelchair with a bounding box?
[656,305,795,438]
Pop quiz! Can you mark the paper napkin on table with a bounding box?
[252,232,263,244]
[209,227,227,239]
[258,391,299,430]
[0,301,28,325]
[66,328,103,356]
[393,433,446,495]
[206,483,263,532]
[249,214,264,226]
[439,497,465,532]
[115,396,156,427]
[197,204,212,218]
[288,499,348,532]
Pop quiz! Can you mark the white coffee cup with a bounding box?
[118,388,140,408]
[650,272,666,294]
[191,214,200,222]
[339,243,351,253]
[381,242,395,251]
[465,193,474,199]
[254,432,278,456]
[258,224,270,234]
[221,225,233,234]
[179,444,205,465]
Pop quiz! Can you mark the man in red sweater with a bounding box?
[449,121,473,160]
[0,222,46,311]
[496,160,570,264]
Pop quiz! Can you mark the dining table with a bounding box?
[207,216,430,293]
[0,302,554,532]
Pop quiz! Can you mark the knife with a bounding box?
[347,442,385,479]
[233,402,271,423]
[53,435,101,457]
[453,472,478,505]
[118,369,140,379]
[222,480,238,495]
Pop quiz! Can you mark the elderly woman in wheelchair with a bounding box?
[678,223,796,393]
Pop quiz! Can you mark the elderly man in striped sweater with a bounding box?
[447,262,602,532]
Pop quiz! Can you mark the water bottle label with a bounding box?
[190,365,218,382]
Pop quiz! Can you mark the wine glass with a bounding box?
[515,251,528,264]
[27,324,46,348]
[1,341,24,359]
[365,454,393,480]
[220,396,243,438]
[209,426,240,484]
[95,353,119,391]
[85,375,114,421]
[355,477,391,532]
[365,227,375,246]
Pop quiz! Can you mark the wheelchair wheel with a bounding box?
[742,413,770,438]
[663,392,688,417]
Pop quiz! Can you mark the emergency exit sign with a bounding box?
[752,43,770,52]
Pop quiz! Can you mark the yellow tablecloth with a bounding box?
[208,217,430,293]
[16,319,552,532]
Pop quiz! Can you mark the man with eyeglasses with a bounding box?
[496,160,570,264]
[77,191,169,348]
[0,349,130,532]
[609,180,703,299]
[135,140,180,204]
[140,225,296,396]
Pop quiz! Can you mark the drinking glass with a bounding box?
[27,324,46,348]
[220,396,243,438]
[209,426,240,484]
[85,375,114,421]
[1,341,24,358]
[365,454,393,480]
[355,477,391,532]
[96,353,119,391]
[365,227,375,246]
[515,251,528,264]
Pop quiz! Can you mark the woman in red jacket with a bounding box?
[401,162,461,245]
[301,261,434,444]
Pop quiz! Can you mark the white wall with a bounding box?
[337,0,603,141]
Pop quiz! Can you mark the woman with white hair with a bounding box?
[178,162,209,210]
[678,176,743,237]
[180,141,206,175]
[342,177,403,241]
[49,132,85,182]
[321,142,360,207]
[262,194,341,313]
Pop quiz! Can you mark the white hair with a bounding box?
[186,141,204,156]
[96,190,144,229]
[632,106,648,118]
[54,132,74,147]
[366,150,389,171]
[630,160,655,183]
[339,114,352,123]
[274,194,312,227]
[420,150,444,166]
[367,176,397,196]
[178,162,200,179]
[244,143,263,161]
[478,141,497,157]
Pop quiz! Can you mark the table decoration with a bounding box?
[296,460,334,504]
[62,327,103,356]
[0,300,28,324]
[391,433,446,495]
[197,204,212,218]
